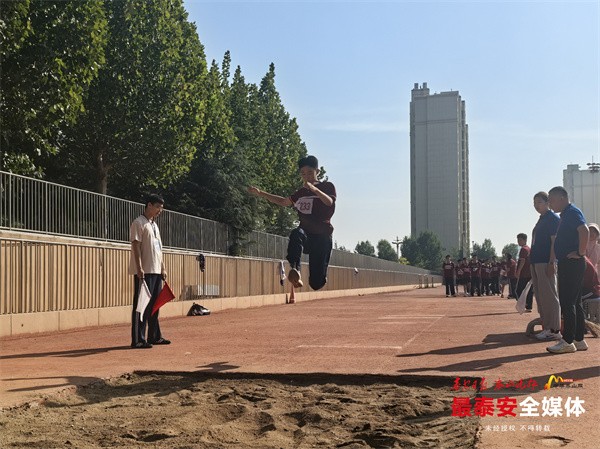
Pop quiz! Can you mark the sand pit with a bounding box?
[0,372,479,448]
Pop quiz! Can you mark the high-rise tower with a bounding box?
[410,82,470,256]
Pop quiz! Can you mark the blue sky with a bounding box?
[183,0,599,253]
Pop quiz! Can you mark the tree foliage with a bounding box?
[355,241,375,257]
[377,239,398,262]
[472,239,497,260]
[3,1,313,252]
[502,243,519,259]
[401,231,443,270]
[0,0,107,175]
[46,0,207,196]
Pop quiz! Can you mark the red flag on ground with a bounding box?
[151,281,175,316]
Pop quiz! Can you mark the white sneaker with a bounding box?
[546,339,576,354]
[536,330,562,341]
[535,329,550,340]
[574,339,588,351]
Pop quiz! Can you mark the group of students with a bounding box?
[443,187,598,354]
[442,253,524,300]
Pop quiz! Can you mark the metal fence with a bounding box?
[0,171,229,253]
[0,170,435,274]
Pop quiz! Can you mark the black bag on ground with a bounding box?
[187,303,211,316]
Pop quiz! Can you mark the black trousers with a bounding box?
[508,278,518,298]
[470,277,481,296]
[444,276,456,296]
[491,277,500,295]
[557,257,586,344]
[287,227,332,291]
[131,274,163,345]
[515,277,534,309]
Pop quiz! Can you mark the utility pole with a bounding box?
[392,236,402,260]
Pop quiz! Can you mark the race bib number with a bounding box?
[295,197,314,215]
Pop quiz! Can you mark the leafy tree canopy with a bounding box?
[355,241,375,257]
[472,239,497,260]
[377,239,398,262]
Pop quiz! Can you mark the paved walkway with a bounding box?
[1,287,598,448]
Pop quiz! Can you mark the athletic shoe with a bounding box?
[536,330,562,341]
[452,294,457,297]
[524,309,532,313]
[546,339,576,354]
[574,339,588,351]
[288,269,303,288]
[446,295,449,297]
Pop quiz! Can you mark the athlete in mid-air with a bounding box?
[248,155,336,291]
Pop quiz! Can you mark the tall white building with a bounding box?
[410,82,470,256]
[563,164,600,224]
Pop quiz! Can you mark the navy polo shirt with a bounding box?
[530,210,560,264]
[554,203,587,261]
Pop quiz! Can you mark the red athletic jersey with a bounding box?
[442,262,455,277]
[289,181,336,235]
[583,256,600,297]
[469,260,481,277]
[507,259,517,278]
[462,264,471,279]
[518,245,532,279]
[491,262,500,275]
[482,265,491,279]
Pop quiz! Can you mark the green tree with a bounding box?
[0,0,107,175]
[416,231,443,270]
[254,63,308,235]
[472,239,497,260]
[47,0,207,196]
[502,243,519,259]
[165,60,257,255]
[401,231,443,270]
[355,241,375,257]
[401,235,421,267]
[377,239,398,262]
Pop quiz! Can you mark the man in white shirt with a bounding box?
[129,194,170,348]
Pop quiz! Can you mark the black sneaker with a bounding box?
[132,342,152,349]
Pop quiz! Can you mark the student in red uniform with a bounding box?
[516,233,534,312]
[499,255,509,298]
[455,260,464,293]
[481,260,492,295]
[490,256,501,295]
[442,255,456,297]
[582,256,600,300]
[469,254,482,297]
[249,155,336,291]
[506,253,518,299]
[462,257,471,296]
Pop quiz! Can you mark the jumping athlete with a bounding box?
[248,155,336,291]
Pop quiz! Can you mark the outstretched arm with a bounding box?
[248,186,293,207]
[305,182,334,206]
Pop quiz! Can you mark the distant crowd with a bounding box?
[442,252,528,300]
[441,187,599,354]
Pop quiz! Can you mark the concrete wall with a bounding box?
[0,231,440,338]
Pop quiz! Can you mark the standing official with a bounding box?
[129,194,170,349]
[547,187,589,354]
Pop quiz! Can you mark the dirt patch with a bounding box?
[0,372,479,448]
